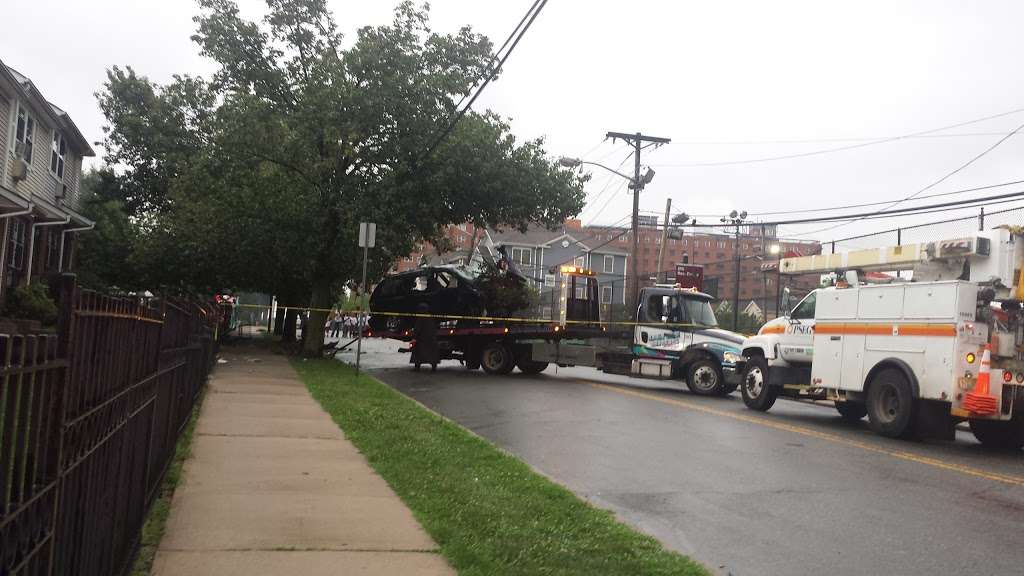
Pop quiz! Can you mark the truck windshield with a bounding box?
[681,296,717,327]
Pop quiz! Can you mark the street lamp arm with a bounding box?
[559,157,637,184]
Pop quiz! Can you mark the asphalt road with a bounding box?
[358,341,1024,576]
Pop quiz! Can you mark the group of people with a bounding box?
[325,310,364,339]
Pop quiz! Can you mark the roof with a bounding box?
[1,59,95,157]
[486,224,565,247]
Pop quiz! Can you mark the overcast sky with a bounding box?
[4,0,1024,246]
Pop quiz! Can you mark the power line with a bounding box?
[670,131,1021,146]
[418,0,549,164]
[667,178,1024,219]
[795,119,1024,236]
[581,151,634,223]
[669,189,1024,229]
[652,106,1024,168]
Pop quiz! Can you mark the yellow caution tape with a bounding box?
[230,302,712,330]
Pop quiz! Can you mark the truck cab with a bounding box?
[631,286,745,396]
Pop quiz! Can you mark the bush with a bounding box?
[4,284,59,326]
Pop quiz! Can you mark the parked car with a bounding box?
[368,266,484,332]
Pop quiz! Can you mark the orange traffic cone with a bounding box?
[964,344,998,415]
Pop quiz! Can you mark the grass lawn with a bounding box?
[129,390,206,576]
[292,359,708,576]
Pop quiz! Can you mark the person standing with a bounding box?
[410,303,439,371]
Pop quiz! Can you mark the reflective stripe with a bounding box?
[815,323,957,337]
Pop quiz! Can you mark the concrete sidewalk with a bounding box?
[152,346,453,576]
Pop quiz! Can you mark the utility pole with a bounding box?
[656,198,672,282]
[607,131,671,309]
[733,222,741,329]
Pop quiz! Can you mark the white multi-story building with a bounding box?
[0,58,94,293]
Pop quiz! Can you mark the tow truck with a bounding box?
[738,227,1024,448]
[369,265,745,396]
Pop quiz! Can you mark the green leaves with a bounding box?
[92,0,586,331]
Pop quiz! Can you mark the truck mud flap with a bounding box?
[767,366,811,388]
[915,399,956,441]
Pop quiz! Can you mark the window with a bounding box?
[545,273,555,286]
[575,286,586,300]
[50,132,67,179]
[574,255,585,267]
[46,228,60,270]
[791,292,817,320]
[7,219,26,271]
[15,105,35,163]
[603,254,614,273]
[601,285,612,303]
[510,247,532,266]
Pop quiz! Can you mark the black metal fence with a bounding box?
[1,274,220,576]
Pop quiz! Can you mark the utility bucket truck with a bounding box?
[738,227,1024,448]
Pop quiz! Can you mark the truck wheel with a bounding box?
[481,342,515,375]
[866,368,916,438]
[835,402,867,422]
[969,414,1024,450]
[686,359,725,396]
[741,356,777,411]
[517,360,549,375]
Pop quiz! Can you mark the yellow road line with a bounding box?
[585,381,1024,487]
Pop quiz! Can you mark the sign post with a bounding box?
[356,222,376,376]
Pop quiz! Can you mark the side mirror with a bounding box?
[781,287,792,317]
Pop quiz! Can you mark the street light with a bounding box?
[562,155,657,309]
[722,210,748,330]
[559,156,656,188]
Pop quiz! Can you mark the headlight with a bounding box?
[723,351,741,364]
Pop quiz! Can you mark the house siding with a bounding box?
[0,94,9,185]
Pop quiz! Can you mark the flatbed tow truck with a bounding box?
[368,265,746,396]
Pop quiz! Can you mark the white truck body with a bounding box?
[812,281,989,411]
[738,228,1024,445]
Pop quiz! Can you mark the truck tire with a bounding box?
[516,359,549,375]
[866,368,916,438]
[686,359,726,396]
[741,355,777,411]
[969,414,1024,450]
[835,401,867,422]
[481,342,515,375]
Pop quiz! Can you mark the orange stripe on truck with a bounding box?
[815,323,957,337]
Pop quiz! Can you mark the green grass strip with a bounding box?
[292,359,708,576]
[129,389,206,576]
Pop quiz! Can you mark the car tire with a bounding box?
[835,401,868,422]
[969,414,1024,450]
[741,355,777,411]
[481,342,515,375]
[866,368,916,438]
[686,358,726,396]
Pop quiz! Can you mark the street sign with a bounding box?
[356,222,376,376]
[674,264,704,291]
[358,222,376,248]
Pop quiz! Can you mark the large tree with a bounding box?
[98,0,586,354]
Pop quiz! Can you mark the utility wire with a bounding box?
[417,0,549,164]
[653,106,1024,168]
[671,131,1021,146]
[664,178,1024,219]
[794,119,1024,236]
[660,189,1024,229]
